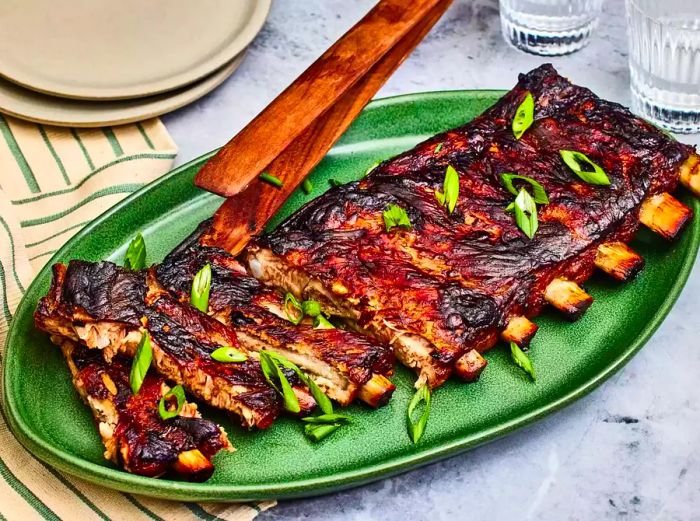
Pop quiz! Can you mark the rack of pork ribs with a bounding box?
[35,64,700,479]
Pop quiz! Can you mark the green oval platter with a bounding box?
[3,90,699,502]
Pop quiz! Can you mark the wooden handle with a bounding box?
[195,0,446,197]
[203,0,452,254]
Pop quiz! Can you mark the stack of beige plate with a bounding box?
[0,0,271,127]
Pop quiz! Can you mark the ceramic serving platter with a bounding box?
[0,0,270,100]
[3,91,698,502]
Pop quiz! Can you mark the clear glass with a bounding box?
[499,0,604,56]
[626,0,700,134]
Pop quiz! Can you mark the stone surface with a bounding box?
[163,1,700,520]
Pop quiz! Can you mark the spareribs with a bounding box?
[244,64,699,388]
[36,261,315,429]
[57,338,231,480]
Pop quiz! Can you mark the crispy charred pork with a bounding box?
[35,261,317,429]
[156,221,395,407]
[57,338,231,481]
[244,64,698,388]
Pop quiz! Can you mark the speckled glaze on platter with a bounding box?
[3,91,698,501]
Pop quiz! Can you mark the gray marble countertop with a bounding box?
[163,1,699,520]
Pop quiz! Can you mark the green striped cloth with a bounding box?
[0,114,274,520]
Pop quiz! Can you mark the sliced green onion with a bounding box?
[284,293,304,325]
[259,172,283,188]
[261,350,334,415]
[301,413,351,424]
[313,315,335,330]
[259,350,300,413]
[500,173,549,204]
[434,143,443,153]
[301,178,313,194]
[301,300,322,317]
[510,341,536,381]
[512,188,538,239]
[158,384,186,420]
[382,203,412,232]
[512,91,535,140]
[407,384,431,443]
[434,165,460,214]
[124,233,146,271]
[559,150,610,186]
[130,331,152,395]
[364,161,381,177]
[304,423,341,442]
[211,346,248,363]
[329,178,342,188]
[190,264,211,312]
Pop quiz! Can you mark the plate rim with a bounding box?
[0,0,271,101]
[3,89,698,502]
[0,51,247,128]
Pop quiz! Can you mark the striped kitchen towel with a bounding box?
[0,114,274,521]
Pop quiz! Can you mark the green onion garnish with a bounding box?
[435,165,460,214]
[512,91,535,140]
[407,384,431,443]
[500,173,549,204]
[510,341,536,381]
[559,150,611,186]
[313,315,335,329]
[434,143,443,153]
[210,346,248,363]
[284,293,304,325]
[190,264,211,313]
[158,384,186,420]
[301,413,351,424]
[259,350,334,415]
[382,203,412,232]
[259,350,300,413]
[124,233,146,271]
[364,161,381,177]
[304,423,341,442]
[130,331,152,395]
[301,178,313,194]
[511,188,538,239]
[301,300,322,317]
[329,179,342,188]
[259,172,283,188]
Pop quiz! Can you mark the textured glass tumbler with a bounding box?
[627,0,700,134]
[500,0,604,56]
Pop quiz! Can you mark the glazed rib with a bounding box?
[35,261,316,429]
[57,338,231,480]
[156,221,395,408]
[245,64,697,388]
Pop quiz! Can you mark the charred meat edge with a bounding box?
[35,262,316,429]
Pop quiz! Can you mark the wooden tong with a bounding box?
[198,0,452,254]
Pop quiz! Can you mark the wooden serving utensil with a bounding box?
[198,0,452,254]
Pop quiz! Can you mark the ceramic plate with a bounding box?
[0,0,270,100]
[3,91,698,502]
[0,52,245,128]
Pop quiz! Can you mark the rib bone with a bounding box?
[501,316,538,347]
[544,278,593,320]
[454,349,488,382]
[594,242,645,282]
[640,193,692,240]
[679,154,700,197]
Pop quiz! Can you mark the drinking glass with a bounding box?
[626,0,700,134]
[500,0,605,56]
